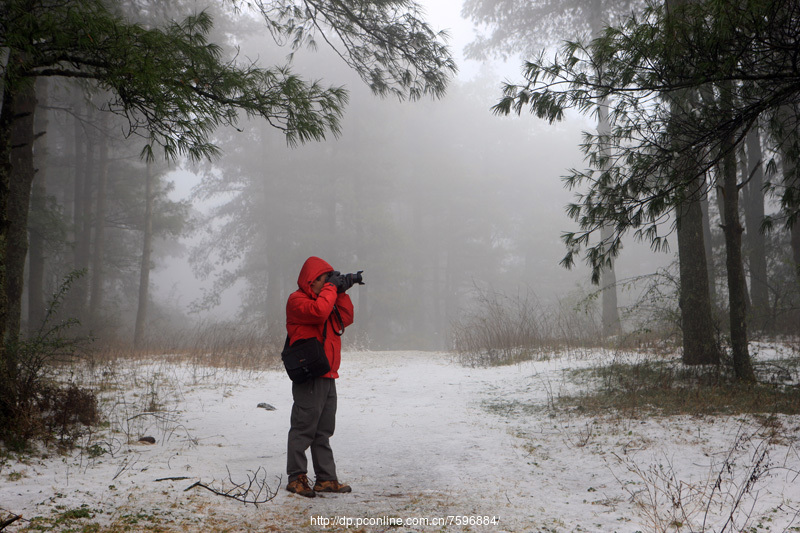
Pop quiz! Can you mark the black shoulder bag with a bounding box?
[281,309,339,383]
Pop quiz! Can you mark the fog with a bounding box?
[18,0,676,351]
[146,0,673,349]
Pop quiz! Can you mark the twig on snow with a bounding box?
[184,466,278,506]
[0,512,22,531]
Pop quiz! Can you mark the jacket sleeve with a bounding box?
[336,293,355,328]
[286,284,338,325]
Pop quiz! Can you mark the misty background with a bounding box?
[21,0,692,350]
[151,1,674,349]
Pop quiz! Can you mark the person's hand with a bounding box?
[341,273,357,292]
[326,271,345,292]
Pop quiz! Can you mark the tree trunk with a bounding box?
[743,126,769,329]
[598,103,621,337]
[88,114,109,329]
[352,172,370,344]
[432,244,442,349]
[700,174,716,304]
[78,108,95,320]
[777,106,800,286]
[600,223,621,337]
[27,79,47,333]
[134,159,154,349]
[71,106,84,257]
[5,82,36,342]
[592,6,621,338]
[786,165,800,284]
[720,89,755,382]
[265,262,282,336]
[666,0,719,366]
[676,178,720,365]
[1,68,19,378]
[734,153,753,314]
[792,225,800,283]
[70,103,90,318]
[262,168,283,337]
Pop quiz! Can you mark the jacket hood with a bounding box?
[297,256,334,297]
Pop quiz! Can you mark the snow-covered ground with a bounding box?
[1,349,799,532]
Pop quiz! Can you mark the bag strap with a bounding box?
[321,314,329,341]
[331,305,344,337]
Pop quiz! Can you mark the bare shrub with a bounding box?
[613,420,798,533]
[38,383,99,446]
[616,267,683,347]
[451,285,603,366]
[451,266,702,367]
[0,271,95,451]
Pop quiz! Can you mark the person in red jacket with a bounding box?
[285,256,355,498]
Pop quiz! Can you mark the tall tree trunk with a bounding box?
[667,0,719,365]
[792,225,800,282]
[352,172,369,344]
[734,153,753,314]
[435,246,446,350]
[600,223,621,336]
[777,106,800,286]
[265,261,282,336]
[70,103,90,318]
[27,79,47,333]
[786,166,800,283]
[263,189,283,337]
[1,68,20,378]
[71,106,84,257]
[697,85,719,307]
[444,232,457,352]
[743,126,769,329]
[598,103,621,337]
[676,179,720,365]
[5,82,36,342]
[78,108,95,319]
[720,89,755,382]
[0,72,18,426]
[261,143,285,337]
[673,122,719,365]
[134,159,154,349]
[88,114,109,329]
[592,8,621,338]
[700,174,716,304]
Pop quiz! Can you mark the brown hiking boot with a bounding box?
[313,479,352,493]
[287,474,316,498]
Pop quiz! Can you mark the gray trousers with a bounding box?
[287,377,338,482]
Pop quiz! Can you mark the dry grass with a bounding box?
[451,284,682,367]
[83,321,285,373]
[451,286,608,366]
[558,353,800,418]
[0,320,285,457]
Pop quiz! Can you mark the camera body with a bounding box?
[326,270,364,292]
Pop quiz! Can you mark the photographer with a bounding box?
[285,256,361,497]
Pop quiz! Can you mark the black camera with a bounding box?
[347,271,365,285]
[326,270,365,290]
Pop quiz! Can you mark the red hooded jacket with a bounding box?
[286,256,354,379]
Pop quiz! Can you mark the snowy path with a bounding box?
[1,350,799,532]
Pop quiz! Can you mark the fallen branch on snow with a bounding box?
[184,466,278,506]
[0,512,22,531]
